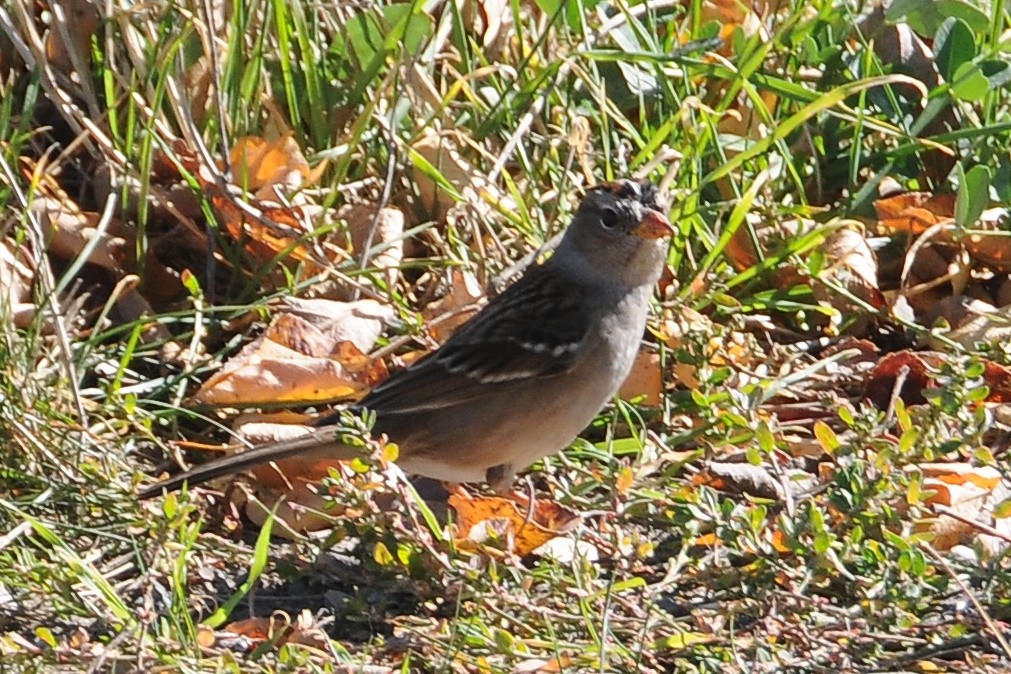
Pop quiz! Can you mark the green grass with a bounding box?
[2,0,1011,671]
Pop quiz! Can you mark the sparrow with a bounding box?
[139,179,673,498]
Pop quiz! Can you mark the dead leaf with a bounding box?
[209,194,325,267]
[422,268,484,342]
[875,192,955,234]
[911,463,1011,552]
[44,0,98,82]
[166,140,332,268]
[694,462,782,499]
[219,610,329,651]
[864,351,1011,410]
[29,194,131,274]
[531,537,599,563]
[618,348,663,405]
[337,203,405,290]
[943,302,1011,351]
[960,208,1011,272]
[191,313,386,405]
[449,492,582,557]
[411,129,511,221]
[459,0,513,56]
[243,481,340,535]
[229,135,311,196]
[0,240,36,328]
[278,297,395,353]
[813,224,884,311]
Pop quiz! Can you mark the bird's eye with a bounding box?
[600,208,619,229]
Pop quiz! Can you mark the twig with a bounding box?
[921,542,1011,659]
[933,505,1011,545]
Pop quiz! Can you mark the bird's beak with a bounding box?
[631,210,674,240]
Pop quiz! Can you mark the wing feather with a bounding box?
[357,265,590,416]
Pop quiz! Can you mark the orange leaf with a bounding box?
[875,192,955,234]
[229,135,310,192]
[448,492,581,557]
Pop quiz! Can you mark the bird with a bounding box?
[139,179,673,499]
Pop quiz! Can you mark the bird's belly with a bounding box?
[394,346,630,483]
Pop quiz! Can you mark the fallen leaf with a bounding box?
[0,240,36,328]
[219,610,329,651]
[618,349,663,405]
[229,135,310,196]
[411,128,511,221]
[29,194,131,274]
[449,492,582,557]
[191,314,386,405]
[422,268,484,342]
[864,351,1011,410]
[910,463,1011,552]
[278,297,395,352]
[694,462,782,499]
[337,203,405,291]
[875,192,955,234]
[813,224,884,311]
[44,0,99,82]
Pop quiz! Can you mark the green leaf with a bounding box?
[887,0,989,36]
[933,18,976,83]
[35,627,58,649]
[204,505,276,628]
[534,0,601,30]
[653,631,711,649]
[373,542,394,566]
[955,164,991,227]
[813,420,840,454]
[981,60,1011,89]
[344,4,433,69]
[993,498,1011,519]
[756,421,776,452]
[951,61,990,101]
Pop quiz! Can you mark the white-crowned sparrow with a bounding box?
[139,179,672,498]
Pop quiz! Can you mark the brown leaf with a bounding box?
[229,135,310,195]
[864,351,1011,410]
[337,203,405,290]
[411,129,510,221]
[208,193,323,267]
[961,208,1011,272]
[44,0,98,81]
[814,225,884,310]
[278,297,395,353]
[911,463,1010,551]
[219,610,328,651]
[422,268,484,342]
[693,462,782,500]
[232,416,354,491]
[618,348,663,406]
[943,302,1011,351]
[191,314,384,405]
[449,492,582,557]
[29,194,131,274]
[0,240,36,328]
[160,140,331,268]
[875,192,955,234]
[459,0,513,55]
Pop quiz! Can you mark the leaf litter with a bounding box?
[5,0,1011,671]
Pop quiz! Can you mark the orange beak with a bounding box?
[631,210,674,240]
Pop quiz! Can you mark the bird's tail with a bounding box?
[137,429,363,499]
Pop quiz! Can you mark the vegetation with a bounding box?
[2,0,1011,671]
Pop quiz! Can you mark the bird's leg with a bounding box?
[485,463,515,495]
[487,463,537,522]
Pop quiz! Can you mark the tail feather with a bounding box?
[137,430,362,499]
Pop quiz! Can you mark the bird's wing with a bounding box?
[358,265,591,415]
